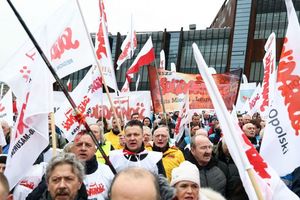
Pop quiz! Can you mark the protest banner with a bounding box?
[148,67,241,113]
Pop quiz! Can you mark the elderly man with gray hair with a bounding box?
[36,153,87,200]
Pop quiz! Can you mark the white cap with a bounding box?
[170,161,200,187]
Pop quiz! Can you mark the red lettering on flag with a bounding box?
[50,27,80,60]
[242,134,271,179]
[15,92,30,139]
[260,53,272,112]
[278,37,300,136]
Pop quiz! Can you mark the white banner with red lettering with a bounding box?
[55,66,102,142]
[54,90,151,140]
[260,0,300,176]
[0,89,14,126]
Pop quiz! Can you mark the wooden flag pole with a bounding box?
[7,0,117,174]
[192,43,263,199]
[50,112,57,157]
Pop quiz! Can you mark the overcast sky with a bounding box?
[0,0,224,66]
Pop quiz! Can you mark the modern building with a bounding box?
[55,0,300,92]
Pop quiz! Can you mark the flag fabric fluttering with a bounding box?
[0,40,52,189]
[120,79,130,93]
[135,74,140,91]
[126,36,155,82]
[116,20,137,69]
[193,43,299,200]
[95,0,118,91]
[40,0,95,79]
[55,66,102,142]
[174,93,189,143]
[259,32,277,119]
[246,83,261,116]
[159,50,166,70]
[0,89,14,126]
[2,0,95,82]
[260,0,300,177]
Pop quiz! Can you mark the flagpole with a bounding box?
[76,0,123,133]
[234,69,243,107]
[154,60,168,123]
[193,43,263,199]
[50,112,57,157]
[115,93,125,126]
[7,0,117,175]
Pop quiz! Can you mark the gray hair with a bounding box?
[45,153,85,183]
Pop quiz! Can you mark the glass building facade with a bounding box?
[54,0,300,91]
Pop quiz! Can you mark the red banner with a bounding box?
[148,67,241,113]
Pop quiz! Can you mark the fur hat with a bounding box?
[170,161,200,187]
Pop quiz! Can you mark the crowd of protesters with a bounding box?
[0,109,299,200]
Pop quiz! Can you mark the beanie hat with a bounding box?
[170,161,200,187]
[0,154,7,164]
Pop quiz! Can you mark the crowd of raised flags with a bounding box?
[0,0,300,199]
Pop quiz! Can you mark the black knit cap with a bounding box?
[0,154,7,164]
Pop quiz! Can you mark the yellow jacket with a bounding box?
[104,130,124,150]
[150,146,185,182]
[95,141,112,164]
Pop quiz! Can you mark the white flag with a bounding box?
[116,19,137,69]
[0,42,52,189]
[0,89,14,127]
[174,93,189,143]
[42,0,95,79]
[247,84,262,116]
[159,50,166,70]
[95,0,118,91]
[120,79,130,93]
[259,33,277,119]
[55,66,103,142]
[260,0,300,176]
[170,63,176,72]
[193,43,299,200]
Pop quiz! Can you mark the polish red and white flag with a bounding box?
[126,37,155,82]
